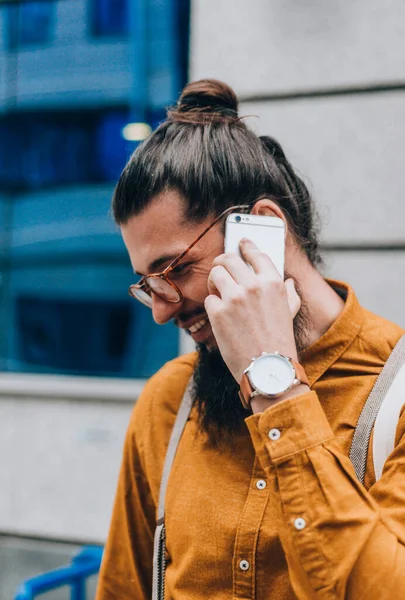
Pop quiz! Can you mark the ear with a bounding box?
[250,198,289,238]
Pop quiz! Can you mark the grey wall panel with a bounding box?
[191,0,405,95]
[241,92,405,245]
[0,396,132,541]
[325,250,405,328]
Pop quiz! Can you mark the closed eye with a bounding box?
[171,262,192,276]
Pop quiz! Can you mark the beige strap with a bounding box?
[152,380,194,600]
[349,334,405,484]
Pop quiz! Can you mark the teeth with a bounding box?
[189,318,208,333]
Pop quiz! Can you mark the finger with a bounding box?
[204,293,222,317]
[213,252,256,285]
[285,278,301,318]
[207,265,238,300]
[239,238,281,279]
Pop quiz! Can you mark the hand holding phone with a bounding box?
[224,213,285,277]
[206,215,297,385]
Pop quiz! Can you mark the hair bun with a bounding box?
[169,79,239,124]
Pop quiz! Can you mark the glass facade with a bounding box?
[5,1,55,49]
[0,110,130,190]
[0,0,190,378]
[91,0,129,37]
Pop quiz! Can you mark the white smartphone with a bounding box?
[224,213,285,277]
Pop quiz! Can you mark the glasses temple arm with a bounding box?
[165,204,251,271]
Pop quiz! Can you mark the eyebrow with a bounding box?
[134,253,183,276]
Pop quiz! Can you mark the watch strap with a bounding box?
[291,359,309,387]
[239,375,254,410]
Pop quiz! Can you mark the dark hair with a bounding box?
[113,78,322,266]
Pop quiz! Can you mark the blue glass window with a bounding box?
[4,219,180,378]
[92,0,129,37]
[14,294,178,378]
[95,112,132,182]
[0,110,130,191]
[6,1,54,50]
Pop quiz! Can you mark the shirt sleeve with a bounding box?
[95,406,156,600]
[246,391,405,600]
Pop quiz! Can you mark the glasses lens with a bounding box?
[129,285,153,308]
[146,277,181,302]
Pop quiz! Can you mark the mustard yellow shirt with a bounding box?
[96,281,405,599]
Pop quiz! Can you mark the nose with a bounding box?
[151,293,182,325]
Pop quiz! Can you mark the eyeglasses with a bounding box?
[128,204,251,308]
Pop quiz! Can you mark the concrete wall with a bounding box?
[191,0,405,327]
[0,375,139,542]
[0,339,192,544]
[191,0,405,94]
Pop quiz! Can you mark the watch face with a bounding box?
[249,354,295,396]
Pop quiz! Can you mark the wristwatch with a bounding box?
[239,351,309,409]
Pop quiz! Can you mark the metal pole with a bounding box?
[128,0,148,123]
[70,577,86,600]
[0,2,19,369]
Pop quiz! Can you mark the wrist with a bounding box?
[250,383,310,414]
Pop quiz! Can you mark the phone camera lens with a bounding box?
[235,215,241,222]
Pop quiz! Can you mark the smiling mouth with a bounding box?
[188,317,209,334]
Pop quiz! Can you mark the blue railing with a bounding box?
[14,545,103,600]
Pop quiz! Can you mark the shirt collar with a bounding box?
[299,279,364,387]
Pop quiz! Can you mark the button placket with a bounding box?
[232,456,267,597]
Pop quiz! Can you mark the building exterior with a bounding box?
[0,0,190,587]
[0,0,191,380]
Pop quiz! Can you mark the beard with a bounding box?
[192,282,312,448]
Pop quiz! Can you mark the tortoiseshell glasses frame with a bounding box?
[128,204,251,308]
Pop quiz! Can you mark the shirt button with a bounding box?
[294,517,307,530]
[268,428,281,441]
[256,479,267,490]
[239,559,250,571]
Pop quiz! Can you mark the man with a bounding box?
[96,79,405,599]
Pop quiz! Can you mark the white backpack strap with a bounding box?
[373,345,405,480]
[350,334,405,484]
[152,379,194,600]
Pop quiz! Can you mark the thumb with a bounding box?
[285,278,301,318]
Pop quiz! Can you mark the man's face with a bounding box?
[121,190,223,347]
